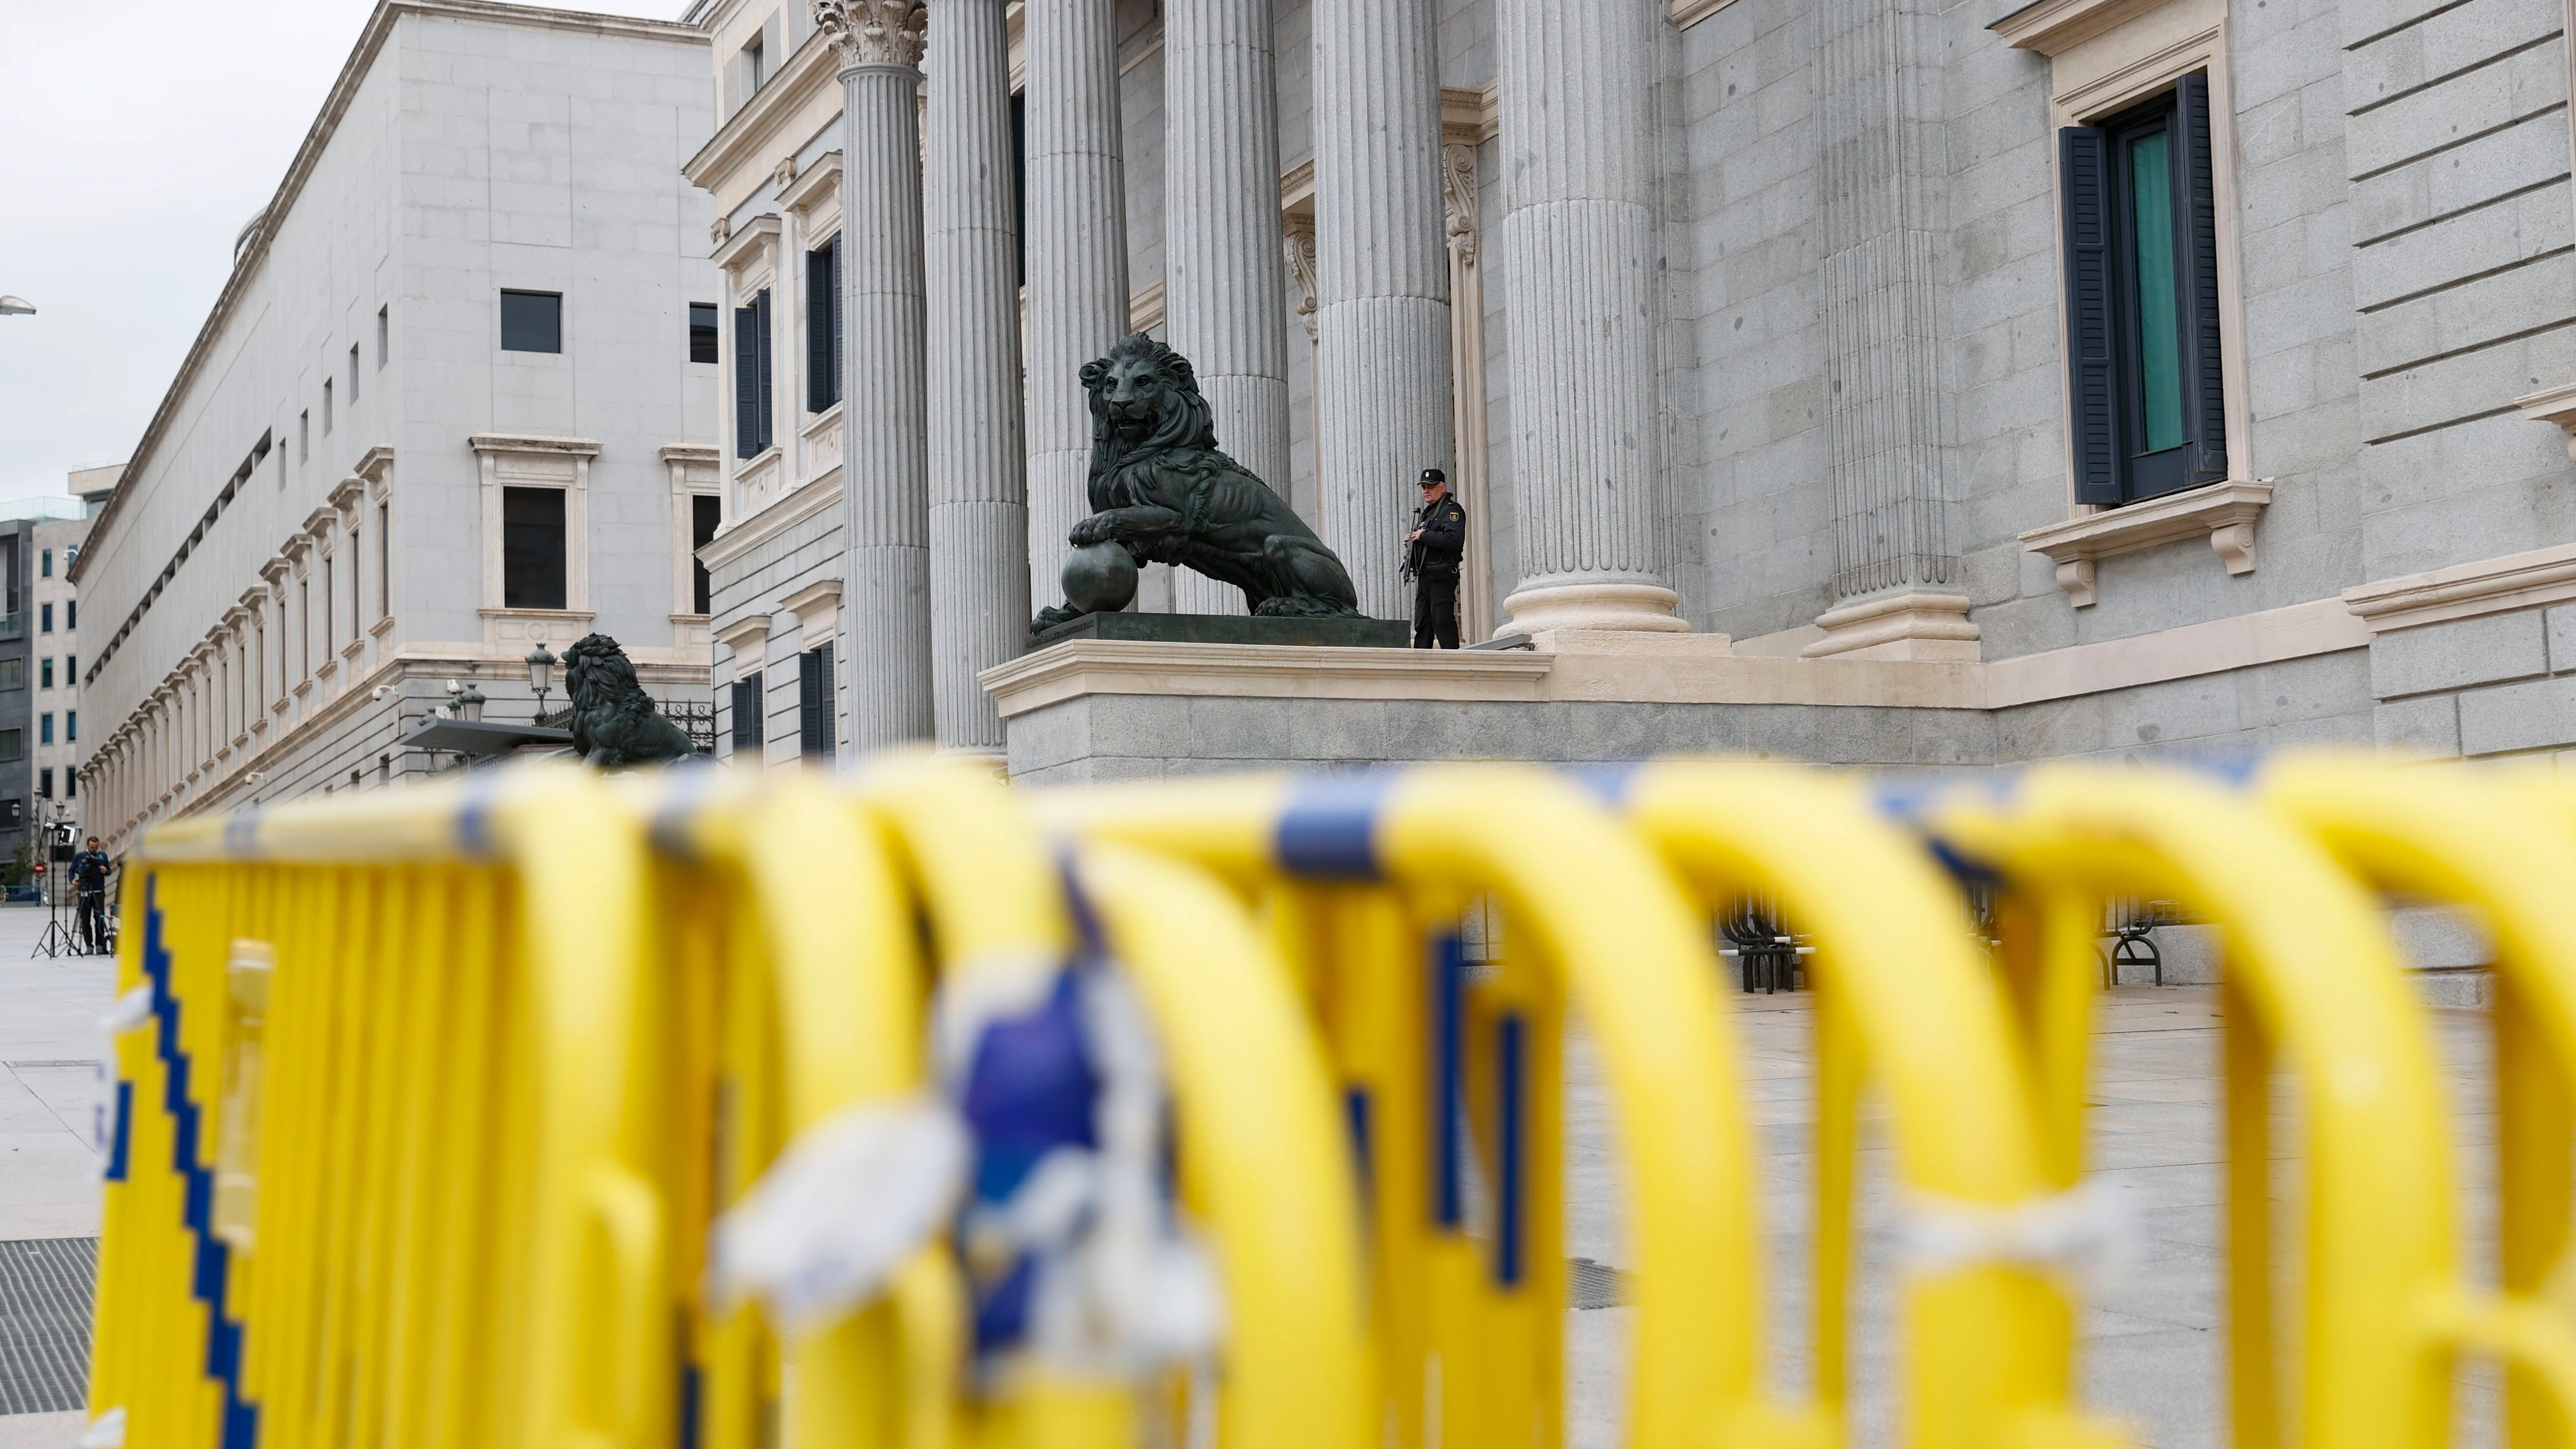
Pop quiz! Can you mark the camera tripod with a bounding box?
[28,804,107,959]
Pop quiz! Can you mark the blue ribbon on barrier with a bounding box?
[1277,770,1396,881]
[137,877,261,1449]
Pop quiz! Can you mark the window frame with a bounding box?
[797,644,834,761]
[2059,76,2227,508]
[735,289,775,458]
[500,289,565,354]
[731,671,764,754]
[500,485,571,612]
[806,237,842,413]
[690,303,720,365]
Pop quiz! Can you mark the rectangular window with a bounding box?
[502,486,569,610]
[0,730,19,761]
[322,556,335,653]
[742,31,765,93]
[2058,74,2227,506]
[377,305,389,367]
[731,672,764,752]
[797,645,834,761]
[350,343,361,401]
[377,501,390,615]
[63,601,72,631]
[63,653,71,685]
[349,528,361,631]
[39,658,51,690]
[65,710,73,743]
[39,603,51,634]
[38,714,51,746]
[39,548,50,579]
[734,289,774,458]
[500,290,564,353]
[299,579,310,677]
[0,659,20,688]
[323,377,333,435]
[692,494,722,614]
[300,410,310,462]
[65,767,73,798]
[691,303,720,364]
[806,238,842,412]
[36,769,49,799]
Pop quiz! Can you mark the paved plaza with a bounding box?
[0,916,2510,1446]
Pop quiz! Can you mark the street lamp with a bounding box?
[454,681,486,722]
[0,297,32,317]
[525,642,558,720]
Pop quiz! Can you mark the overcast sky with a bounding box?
[0,0,686,504]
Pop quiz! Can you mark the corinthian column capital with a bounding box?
[812,0,926,67]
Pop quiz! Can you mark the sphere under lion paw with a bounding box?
[1062,539,1138,615]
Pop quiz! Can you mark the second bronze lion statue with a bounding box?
[562,634,699,769]
[1034,333,1362,631]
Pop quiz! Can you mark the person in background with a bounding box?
[1405,468,1466,649]
[71,836,112,955]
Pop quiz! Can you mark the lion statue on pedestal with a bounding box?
[1033,333,1362,631]
[561,633,699,769]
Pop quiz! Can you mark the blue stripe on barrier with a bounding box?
[1495,1013,1526,1288]
[1432,934,1466,1230]
[455,767,508,859]
[1344,1087,1373,1210]
[1565,762,1645,809]
[137,876,261,1448]
[105,1079,132,1182]
[1277,771,1394,881]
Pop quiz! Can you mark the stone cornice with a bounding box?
[1670,0,1742,28]
[468,432,602,459]
[1991,0,2170,54]
[777,149,844,215]
[714,614,775,653]
[700,466,842,570]
[2018,480,2272,607]
[83,1,703,579]
[2342,542,2576,634]
[710,212,782,274]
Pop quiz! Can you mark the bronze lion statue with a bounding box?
[562,634,698,769]
[1033,333,1361,630]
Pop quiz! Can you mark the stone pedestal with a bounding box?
[1030,612,1410,649]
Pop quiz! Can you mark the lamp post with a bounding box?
[525,643,558,721]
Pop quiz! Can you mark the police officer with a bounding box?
[71,836,111,956]
[1406,468,1467,649]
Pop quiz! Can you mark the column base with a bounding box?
[1800,590,1981,662]
[1502,582,1691,636]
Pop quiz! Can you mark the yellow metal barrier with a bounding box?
[1921,762,2459,1449]
[1035,764,1816,1449]
[1611,761,2118,1449]
[90,768,668,1449]
[91,747,2576,1449]
[2257,753,2576,1449]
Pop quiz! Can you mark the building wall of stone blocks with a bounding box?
[2366,603,2576,759]
[80,4,717,845]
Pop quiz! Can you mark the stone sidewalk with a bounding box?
[0,903,114,1447]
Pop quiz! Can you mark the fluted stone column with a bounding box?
[817,0,934,748]
[1495,0,1687,635]
[1312,0,1453,621]
[1164,0,1291,615]
[924,0,1026,753]
[1023,0,1130,616]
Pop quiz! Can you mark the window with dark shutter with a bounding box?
[798,644,834,761]
[808,238,842,413]
[755,289,775,450]
[735,303,762,458]
[2057,76,2227,507]
[732,671,763,752]
[501,486,568,610]
[692,494,722,614]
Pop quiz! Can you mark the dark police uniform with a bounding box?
[71,847,111,955]
[1410,490,1467,649]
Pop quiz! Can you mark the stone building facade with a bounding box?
[684,0,2576,782]
[73,0,720,848]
